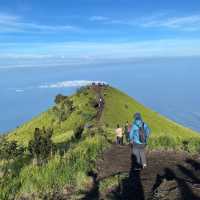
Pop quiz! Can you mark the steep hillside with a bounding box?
[102,87,199,138]
[7,87,97,145]
[1,85,200,200]
[7,86,199,146]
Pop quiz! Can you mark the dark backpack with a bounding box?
[139,123,146,143]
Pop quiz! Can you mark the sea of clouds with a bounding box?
[39,80,107,89]
[14,80,107,92]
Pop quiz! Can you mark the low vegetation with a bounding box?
[53,94,74,123]
[1,85,200,199]
[28,127,54,165]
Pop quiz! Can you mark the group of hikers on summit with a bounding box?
[115,113,151,170]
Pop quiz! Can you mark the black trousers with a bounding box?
[116,136,123,145]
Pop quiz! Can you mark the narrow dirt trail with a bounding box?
[93,145,200,199]
[84,85,200,199]
[91,85,105,122]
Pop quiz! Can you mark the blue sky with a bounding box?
[1,0,200,67]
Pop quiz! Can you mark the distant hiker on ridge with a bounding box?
[115,124,123,145]
[124,121,131,143]
[98,97,104,108]
[129,113,151,170]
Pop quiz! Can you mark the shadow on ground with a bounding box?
[83,155,144,200]
[82,148,200,200]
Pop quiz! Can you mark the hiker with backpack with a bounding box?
[129,113,150,170]
[98,97,104,109]
[115,124,124,145]
[124,121,131,143]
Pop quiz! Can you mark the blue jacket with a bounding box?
[129,119,151,144]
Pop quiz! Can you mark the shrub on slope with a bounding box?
[7,87,97,145]
[1,133,110,199]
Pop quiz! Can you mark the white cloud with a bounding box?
[0,13,79,33]
[39,80,107,89]
[1,39,200,68]
[89,16,109,21]
[89,16,127,25]
[15,89,24,93]
[17,22,77,32]
[89,14,200,32]
[0,13,19,23]
[141,15,200,31]
[12,81,107,92]
[2,39,200,57]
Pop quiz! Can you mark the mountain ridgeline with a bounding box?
[1,84,200,199]
[7,84,200,147]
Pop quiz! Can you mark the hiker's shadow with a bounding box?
[82,171,100,200]
[163,168,198,200]
[82,154,145,200]
[152,158,200,200]
[110,154,145,200]
[186,159,200,171]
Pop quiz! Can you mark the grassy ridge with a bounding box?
[102,87,199,138]
[6,85,200,153]
[1,86,200,199]
[1,87,108,199]
[102,87,200,152]
[7,88,97,145]
[8,86,200,146]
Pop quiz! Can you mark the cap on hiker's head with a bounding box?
[134,112,142,120]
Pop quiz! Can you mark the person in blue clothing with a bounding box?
[129,113,151,170]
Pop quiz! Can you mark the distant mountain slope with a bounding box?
[7,86,199,146]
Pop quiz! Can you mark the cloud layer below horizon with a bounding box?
[1,39,200,68]
[13,80,107,92]
[39,80,107,89]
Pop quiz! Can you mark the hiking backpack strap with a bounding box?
[139,122,146,143]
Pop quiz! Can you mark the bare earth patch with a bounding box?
[91,145,200,199]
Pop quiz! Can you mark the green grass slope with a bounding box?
[102,87,198,137]
[7,86,200,148]
[7,88,97,145]
[2,85,200,199]
[101,86,200,151]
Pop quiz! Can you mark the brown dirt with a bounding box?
[84,144,200,200]
[83,85,200,199]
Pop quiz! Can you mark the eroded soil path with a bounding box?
[91,84,105,122]
[91,145,200,199]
